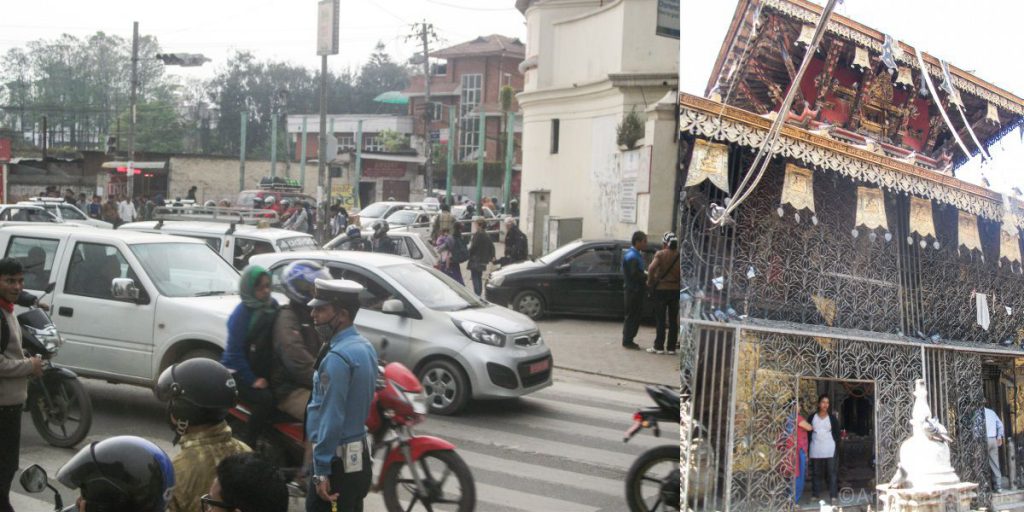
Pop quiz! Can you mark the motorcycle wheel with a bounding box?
[29,377,93,448]
[382,450,476,512]
[625,445,681,512]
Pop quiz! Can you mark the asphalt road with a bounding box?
[13,368,678,512]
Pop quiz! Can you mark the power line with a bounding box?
[424,0,516,11]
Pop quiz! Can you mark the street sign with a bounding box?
[317,0,339,56]
[656,0,679,39]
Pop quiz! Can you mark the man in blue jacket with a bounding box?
[305,278,378,512]
[622,231,648,350]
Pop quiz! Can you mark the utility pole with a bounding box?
[409,21,438,199]
[316,0,339,242]
[128,21,139,200]
[239,113,247,191]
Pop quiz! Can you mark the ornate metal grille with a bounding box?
[685,327,993,510]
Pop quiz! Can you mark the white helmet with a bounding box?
[263,195,276,205]
[662,232,678,245]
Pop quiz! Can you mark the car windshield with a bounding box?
[538,241,586,265]
[381,263,483,311]
[277,236,318,251]
[60,206,86,220]
[358,203,390,219]
[130,242,239,297]
[386,210,419,226]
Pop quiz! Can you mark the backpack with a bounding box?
[452,237,470,264]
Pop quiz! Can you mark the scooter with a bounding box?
[20,285,93,447]
[228,360,476,511]
[18,464,70,511]
[623,384,681,512]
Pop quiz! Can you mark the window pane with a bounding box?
[405,238,423,260]
[6,237,60,290]
[327,267,393,311]
[65,243,132,299]
[60,205,86,220]
[568,248,615,274]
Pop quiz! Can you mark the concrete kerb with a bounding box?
[553,362,680,387]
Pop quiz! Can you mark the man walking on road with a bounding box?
[431,203,456,243]
[306,279,378,512]
[500,218,529,265]
[0,258,42,512]
[469,217,495,295]
[622,231,647,350]
[985,404,1005,492]
[646,232,680,355]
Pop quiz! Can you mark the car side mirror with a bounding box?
[111,278,140,302]
[44,282,56,294]
[555,263,571,273]
[382,299,405,315]
[19,464,47,493]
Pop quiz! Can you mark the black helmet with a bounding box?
[57,436,175,512]
[156,358,237,432]
[373,220,389,236]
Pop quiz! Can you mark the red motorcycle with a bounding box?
[228,361,476,512]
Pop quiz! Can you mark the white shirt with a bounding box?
[810,413,836,459]
[117,200,136,222]
[985,408,1004,439]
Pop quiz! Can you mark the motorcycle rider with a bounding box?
[156,358,251,512]
[273,260,329,421]
[345,225,372,252]
[0,258,42,512]
[371,220,396,255]
[56,435,175,512]
[305,279,378,512]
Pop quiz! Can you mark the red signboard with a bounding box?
[0,138,10,162]
[362,159,410,179]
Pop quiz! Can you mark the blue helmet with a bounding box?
[57,436,175,512]
[282,260,331,305]
[346,225,362,238]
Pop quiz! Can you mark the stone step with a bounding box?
[994,501,1024,512]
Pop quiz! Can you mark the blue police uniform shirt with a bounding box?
[622,246,646,291]
[306,325,379,476]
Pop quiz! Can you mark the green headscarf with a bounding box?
[239,265,277,331]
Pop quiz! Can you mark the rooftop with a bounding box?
[432,34,525,59]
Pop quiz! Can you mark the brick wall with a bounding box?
[168,156,321,205]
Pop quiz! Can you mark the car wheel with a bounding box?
[512,290,545,320]
[417,359,469,415]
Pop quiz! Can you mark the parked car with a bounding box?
[19,198,114,228]
[355,201,425,227]
[323,229,439,268]
[0,225,242,386]
[0,204,63,224]
[120,211,318,270]
[385,208,434,240]
[251,250,553,414]
[453,205,501,240]
[485,239,656,320]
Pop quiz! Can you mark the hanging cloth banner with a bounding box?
[958,210,983,252]
[881,34,901,73]
[685,139,730,192]
[909,196,937,239]
[976,292,991,331]
[855,186,888,230]
[852,47,871,71]
[940,59,992,161]
[780,163,816,217]
[1000,196,1022,265]
[916,49,972,162]
[986,102,1001,125]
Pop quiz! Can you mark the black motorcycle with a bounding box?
[623,384,681,512]
[20,285,93,447]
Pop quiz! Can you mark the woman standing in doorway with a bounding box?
[807,394,841,504]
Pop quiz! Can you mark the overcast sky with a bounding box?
[681,0,1024,194]
[0,0,525,78]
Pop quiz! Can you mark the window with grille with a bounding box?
[459,74,483,160]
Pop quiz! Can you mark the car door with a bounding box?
[233,236,275,269]
[551,244,621,314]
[51,240,157,382]
[325,263,413,365]
[4,234,64,292]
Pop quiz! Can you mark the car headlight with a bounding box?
[453,319,507,347]
[407,391,428,415]
[30,326,62,353]
[488,274,505,287]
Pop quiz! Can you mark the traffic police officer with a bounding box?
[305,279,378,512]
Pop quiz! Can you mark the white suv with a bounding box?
[0,226,241,385]
[19,198,113,229]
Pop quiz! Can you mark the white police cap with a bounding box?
[307,278,364,308]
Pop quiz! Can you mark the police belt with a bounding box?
[335,435,372,458]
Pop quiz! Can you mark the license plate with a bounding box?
[528,359,550,374]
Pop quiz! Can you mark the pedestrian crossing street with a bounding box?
[362,373,680,512]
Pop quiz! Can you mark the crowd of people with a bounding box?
[0,254,379,511]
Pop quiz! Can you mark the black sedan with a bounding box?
[484,239,655,320]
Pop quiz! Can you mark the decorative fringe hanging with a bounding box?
[852,186,890,242]
[685,139,730,193]
[778,163,817,224]
[908,196,939,249]
[958,211,983,258]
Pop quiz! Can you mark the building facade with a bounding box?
[680,1,1024,510]
[515,0,679,255]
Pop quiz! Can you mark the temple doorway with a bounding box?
[797,377,876,509]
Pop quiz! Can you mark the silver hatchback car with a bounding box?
[250,250,553,415]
